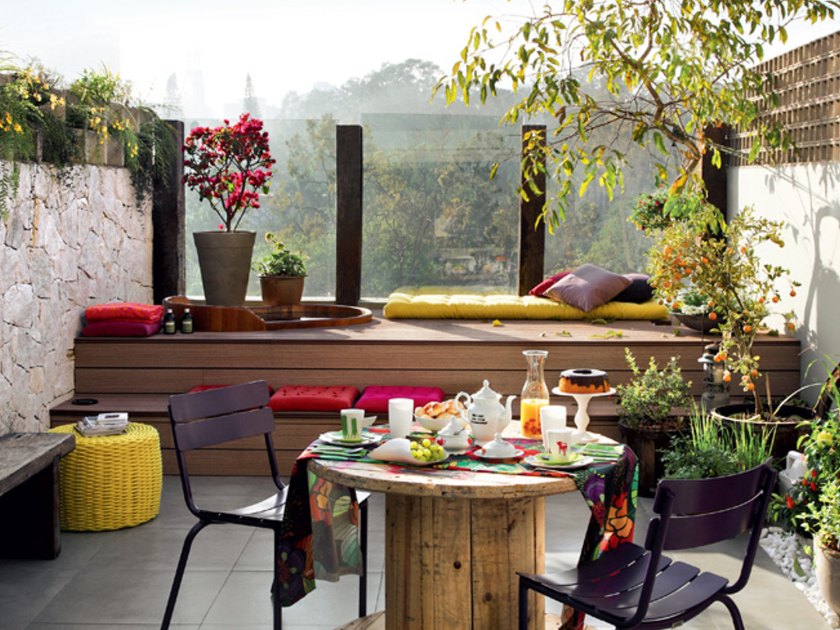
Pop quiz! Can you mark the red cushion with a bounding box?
[268,385,360,412]
[354,386,445,413]
[81,321,161,337]
[85,302,164,324]
[528,271,571,296]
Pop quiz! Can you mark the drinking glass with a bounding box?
[388,398,414,439]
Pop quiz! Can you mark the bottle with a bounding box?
[163,309,177,334]
[180,308,194,334]
[520,350,549,439]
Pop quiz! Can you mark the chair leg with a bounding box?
[273,530,283,630]
[519,577,531,630]
[359,499,369,619]
[161,520,208,630]
[719,595,745,630]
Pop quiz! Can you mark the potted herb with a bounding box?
[800,479,840,618]
[252,233,307,306]
[615,348,692,496]
[183,113,276,306]
[648,201,800,419]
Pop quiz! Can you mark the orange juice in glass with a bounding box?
[520,398,548,438]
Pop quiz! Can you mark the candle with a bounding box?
[520,398,548,438]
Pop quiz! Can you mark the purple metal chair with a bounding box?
[518,462,776,630]
[160,380,368,630]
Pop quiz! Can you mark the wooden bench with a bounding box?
[51,313,801,475]
[0,432,75,559]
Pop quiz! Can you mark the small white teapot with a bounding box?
[456,380,516,446]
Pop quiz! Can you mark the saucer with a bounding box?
[524,455,594,470]
[318,431,383,447]
[537,452,582,465]
[473,448,524,461]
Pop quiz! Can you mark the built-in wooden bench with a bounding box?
[50,312,801,475]
[0,432,75,558]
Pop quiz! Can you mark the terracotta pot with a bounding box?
[618,421,681,498]
[711,403,815,461]
[259,275,306,306]
[193,231,256,306]
[815,535,840,616]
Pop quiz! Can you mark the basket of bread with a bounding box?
[415,399,466,433]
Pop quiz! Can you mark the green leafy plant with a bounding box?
[436,0,840,226]
[663,406,775,479]
[648,202,799,416]
[615,348,691,430]
[252,232,307,277]
[800,478,840,552]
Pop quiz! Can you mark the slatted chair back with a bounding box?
[646,462,777,595]
[168,381,281,512]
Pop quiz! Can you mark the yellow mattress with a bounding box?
[383,287,669,320]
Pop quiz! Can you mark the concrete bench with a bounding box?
[0,432,75,559]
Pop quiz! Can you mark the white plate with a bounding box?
[473,448,525,461]
[318,431,383,447]
[524,454,594,470]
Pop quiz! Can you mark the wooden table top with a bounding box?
[307,458,577,500]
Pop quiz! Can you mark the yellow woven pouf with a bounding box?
[49,423,162,531]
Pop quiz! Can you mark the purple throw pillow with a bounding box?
[613,273,654,303]
[543,264,632,312]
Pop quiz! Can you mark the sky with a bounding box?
[2,0,839,118]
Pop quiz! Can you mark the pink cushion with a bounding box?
[543,264,632,312]
[81,321,161,337]
[268,385,360,412]
[85,302,163,324]
[354,386,445,413]
[187,384,275,395]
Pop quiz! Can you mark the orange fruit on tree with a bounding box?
[743,325,752,333]
[723,372,732,382]
[790,290,797,297]
[747,382,756,391]
[788,322,796,330]
[772,296,780,303]
[708,312,718,320]
[751,369,759,377]
[758,296,766,304]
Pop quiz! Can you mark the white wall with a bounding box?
[730,162,840,402]
[0,162,153,433]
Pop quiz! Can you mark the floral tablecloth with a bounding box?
[279,433,638,630]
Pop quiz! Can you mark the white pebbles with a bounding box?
[761,527,839,628]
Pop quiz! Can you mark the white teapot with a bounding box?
[455,380,516,446]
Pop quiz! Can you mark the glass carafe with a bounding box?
[521,350,549,438]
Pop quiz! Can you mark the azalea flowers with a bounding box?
[182,113,276,231]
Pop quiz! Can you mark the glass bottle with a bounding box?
[180,308,194,334]
[163,308,177,334]
[521,350,549,438]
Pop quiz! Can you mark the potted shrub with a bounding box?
[800,479,840,617]
[648,201,801,420]
[252,232,307,306]
[615,348,692,497]
[183,113,275,306]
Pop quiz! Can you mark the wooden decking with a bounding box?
[50,311,802,475]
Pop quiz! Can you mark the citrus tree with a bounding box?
[437,0,840,227]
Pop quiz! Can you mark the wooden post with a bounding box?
[152,120,185,304]
[703,124,729,217]
[336,125,363,306]
[518,125,547,296]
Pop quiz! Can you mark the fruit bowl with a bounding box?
[415,413,450,433]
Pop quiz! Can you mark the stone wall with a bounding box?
[0,161,152,433]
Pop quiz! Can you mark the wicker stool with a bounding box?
[49,423,162,531]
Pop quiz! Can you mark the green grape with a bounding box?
[410,441,419,450]
[423,448,432,459]
[422,438,431,448]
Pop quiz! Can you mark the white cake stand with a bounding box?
[551,387,616,442]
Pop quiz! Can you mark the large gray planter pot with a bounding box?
[815,535,840,616]
[193,231,256,306]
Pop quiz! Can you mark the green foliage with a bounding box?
[437,0,840,226]
[252,232,307,277]
[648,203,799,415]
[663,406,775,479]
[800,479,840,551]
[615,348,691,429]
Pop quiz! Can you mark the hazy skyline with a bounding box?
[3,0,839,118]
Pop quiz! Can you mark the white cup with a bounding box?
[540,405,567,451]
[545,427,582,463]
[340,408,365,442]
[388,398,414,439]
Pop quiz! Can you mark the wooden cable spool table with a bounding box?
[308,457,578,630]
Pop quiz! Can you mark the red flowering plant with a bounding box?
[182,113,275,232]
[770,408,840,538]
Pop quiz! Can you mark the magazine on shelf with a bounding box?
[76,412,129,437]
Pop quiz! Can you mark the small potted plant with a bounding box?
[800,478,840,618]
[183,113,275,306]
[252,232,307,306]
[669,286,723,333]
[615,348,692,496]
